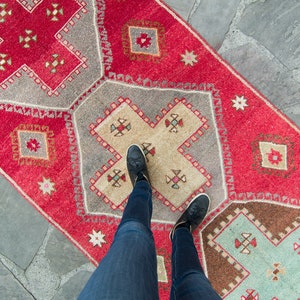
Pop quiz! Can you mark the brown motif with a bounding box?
[201,201,299,296]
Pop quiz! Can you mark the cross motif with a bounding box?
[46,3,64,21]
[142,142,155,161]
[19,29,37,48]
[267,263,285,281]
[90,98,210,210]
[241,289,259,300]
[45,54,65,73]
[235,233,257,254]
[0,3,12,23]
[107,169,126,188]
[209,211,298,298]
[165,113,183,133]
[110,118,131,137]
[166,169,186,189]
[0,0,85,91]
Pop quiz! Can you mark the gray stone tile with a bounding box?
[190,0,241,49]
[52,271,92,300]
[0,261,34,299]
[238,0,300,70]
[163,0,195,20]
[25,252,60,299]
[283,103,300,127]
[45,229,89,276]
[221,43,300,114]
[0,176,49,269]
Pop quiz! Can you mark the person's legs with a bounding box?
[170,194,221,300]
[78,145,159,300]
[170,227,221,300]
[78,180,159,300]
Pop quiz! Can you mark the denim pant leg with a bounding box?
[170,227,221,300]
[78,181,159,300]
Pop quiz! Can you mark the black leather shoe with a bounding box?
[170,193,210,240]
[126,144,150,186]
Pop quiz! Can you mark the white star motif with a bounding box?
[88,229,106,247]
[38,177,56,195]
[180,50,198,66]
[232,95,249,111]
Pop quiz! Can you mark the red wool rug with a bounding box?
[0,0,299,298]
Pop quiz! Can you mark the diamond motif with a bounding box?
[259,142,287,170]
[252,134,295,177]
[10,124,56,166]
[122,19,166,61]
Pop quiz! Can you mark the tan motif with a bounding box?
[19,29,37,48]
[0,53,12,71]
[45,54,65,73]
[259,141,287,170]
[267,263,285,281]
[46,3,64,21]
[0,3,12,23]
[91,98,210,210]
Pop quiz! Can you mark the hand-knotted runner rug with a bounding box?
[0,0,299,299]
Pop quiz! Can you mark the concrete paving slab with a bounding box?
[0,176,49,269]
[238,0,300,70]
[190,0,241,49]
[0,261,34,299]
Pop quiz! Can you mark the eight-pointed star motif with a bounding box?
[88,229,106,247]
[232,95,249,111]
[38,177,56,195]
[180,50,198,66]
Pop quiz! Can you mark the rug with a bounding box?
[0,0,299,299]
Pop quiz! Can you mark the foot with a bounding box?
[170,193,210,240]
[126,144,150,186]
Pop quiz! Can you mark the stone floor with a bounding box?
[0,0,299,299]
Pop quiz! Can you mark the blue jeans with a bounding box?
[78,180,221,300]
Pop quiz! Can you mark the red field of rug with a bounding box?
[0,0,299,298]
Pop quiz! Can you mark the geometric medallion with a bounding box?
[89,97,212,211]
[259,141,287,170]
[10,124,56,166]
[122,19,166,62]
[0,0,86,94]
[252,133,295,178]
[203,202,300,299]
